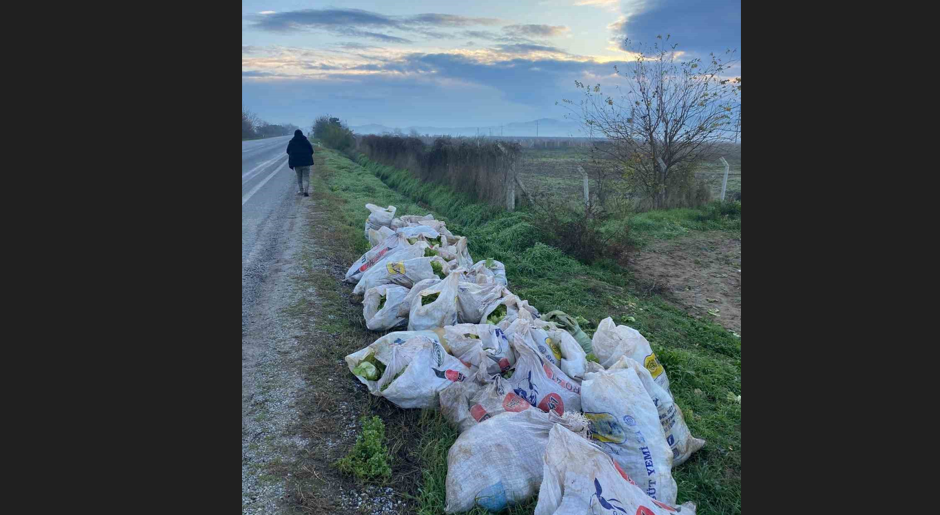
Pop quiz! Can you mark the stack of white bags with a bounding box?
[343,204,705,514]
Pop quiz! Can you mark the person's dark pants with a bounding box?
[295,166,311,194]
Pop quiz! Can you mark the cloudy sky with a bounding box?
[242,0,741,130]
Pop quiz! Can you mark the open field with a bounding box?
[517,145,741,207]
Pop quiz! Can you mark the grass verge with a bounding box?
[307,145,741,514]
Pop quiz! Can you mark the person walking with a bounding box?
[286,129,314,197]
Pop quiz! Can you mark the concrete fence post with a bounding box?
[719,157,729,201]
[578,165,589,208]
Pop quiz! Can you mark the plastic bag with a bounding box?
[385,337,472,409]
[364,204,396,239]
[445,409,591,513]
[451,237,474,269]
[505,335,582,415]
[535,424,697,515]
[421,220,457,245]
[504,318,561,369]
[468,259,508,287]
[480,293,539,328]
[363,284,409,331]
[503,318,586,380]
[399,278,441,317]
[543,310,593,354]
[440,376,531,433]
[345,232,414,284]
[538,322,588,381]
[430,241,464,265]
[608,357,705,466]
[348,336,471,409]
[581,367,677,504]
[456,281,505,324]
[398,214,435,225]
[346,331,444,391]
[367,226,396,248]
[408,271,461,330]
[352,254,446,295]
[592,317,671,395]
[440,323,514,378]
[398,225,441,243]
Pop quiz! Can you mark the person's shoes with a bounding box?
[304,192,309,197]
[298,191,304,195]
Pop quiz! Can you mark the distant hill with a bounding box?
[350,118,582,138]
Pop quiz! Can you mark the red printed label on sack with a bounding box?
[444,369,466,382]
[359,247,390,272]
[433,368,466,382]
[502,392,531,412]
[537,393,564,415]
[470,404,489,422]
[542,363,581,394]
[614,461,636,485]
[636,507,656,515]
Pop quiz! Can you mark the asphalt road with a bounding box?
[241,135,301,330]
[241,134,314,512]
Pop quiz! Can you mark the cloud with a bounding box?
[610,0,741,58]
[248,8,398,32]
[246,8,505,43]
[494,44,569,55]
[406,14,501,27]
[242,45,645,129]
[337,29,412,43]
[607,15,627,33]
[504,24,571,37]
[333,42,381,50]
[574,0,621,11]
[243,70,278,77]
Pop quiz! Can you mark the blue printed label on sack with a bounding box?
[475,481,508,512]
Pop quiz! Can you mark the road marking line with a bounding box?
[242,158,290,206]
[242,154,284,182]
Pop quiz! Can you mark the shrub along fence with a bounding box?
[355,135,524,210]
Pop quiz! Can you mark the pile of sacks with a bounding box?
[344,204,705,514]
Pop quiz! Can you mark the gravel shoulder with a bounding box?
[242,194,313,513]
[243,153,405,515]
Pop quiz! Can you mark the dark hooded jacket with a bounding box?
[286,130,314,169]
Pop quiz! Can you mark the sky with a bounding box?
[242,1,741,130]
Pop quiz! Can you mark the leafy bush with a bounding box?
[313,115,355,152]
[356,135,521,207]
[334,415,392,481]
[527,198,630,264]
[697,200,741,221]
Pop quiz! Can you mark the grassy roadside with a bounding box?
[306,144,741,514]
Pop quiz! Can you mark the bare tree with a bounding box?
[242,107,261,139]
[563,35,741,209]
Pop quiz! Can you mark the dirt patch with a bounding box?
[627,231,741,334]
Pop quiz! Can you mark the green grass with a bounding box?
[335,415,393,482]
[627,204,741,248]
[313,143,741,514]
